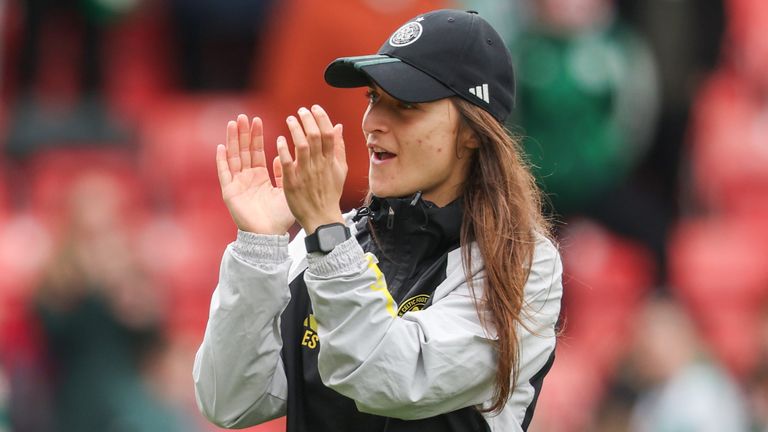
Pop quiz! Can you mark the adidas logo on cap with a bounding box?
[468,84,490,104]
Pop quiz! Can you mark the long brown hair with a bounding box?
[362,96,552,413]
[452,97,552,414]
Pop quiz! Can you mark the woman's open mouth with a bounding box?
[371,151,397,164]
[372,151,396,161]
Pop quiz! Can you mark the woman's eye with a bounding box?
[399,102,416,110]
[365,90,379,103]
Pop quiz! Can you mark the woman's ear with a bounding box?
[456,127,480,160]
[459,126,480,150]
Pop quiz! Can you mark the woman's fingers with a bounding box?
[277,108,345,202]
[333,124,347,166]
[272,155,284,188]
[250,117,266,168]
[237,114,252,169]
[310,105,336,158]
[286,116,310,167]
[216,144,232,187]
[276,136,294,181]
[297,107,323,160]
[226,121,242,173]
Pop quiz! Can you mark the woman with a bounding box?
[193,9,563,432]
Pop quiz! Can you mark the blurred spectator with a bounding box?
[512,0,665,281]
[31,172,190,432]
[589,373,636,432]
[616,0,724,111]
[5,0,136,155]
[627,298,749,431]
[615,0,725,219]
[169,0,275,91]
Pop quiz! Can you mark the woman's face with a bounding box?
[362,85,476,207]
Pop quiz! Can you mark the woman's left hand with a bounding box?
[277,105,348,235]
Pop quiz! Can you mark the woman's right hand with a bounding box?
[216,114,295,235]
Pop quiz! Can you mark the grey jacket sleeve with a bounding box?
[304,233,562,421]
[192,231,292,428]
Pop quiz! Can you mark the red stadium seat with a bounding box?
[529,344,605,432]
[702,311,762,378]
[102,2,176,120]
[0,211,53,300]
[725,0,768,86]
[669,215,768,378]
[560,220,655,353]
[689,70,768,216]
[23,147,148,235]
[0,288,48,374]
[137,204,235,339]
[137,94,277,209]
[670,216,768,309]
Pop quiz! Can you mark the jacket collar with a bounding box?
[354,193,463,256]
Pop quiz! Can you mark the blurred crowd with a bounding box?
[0,0,766,431]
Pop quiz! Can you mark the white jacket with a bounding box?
[193,200,562,431]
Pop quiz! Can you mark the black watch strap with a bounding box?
[305,223,351,254]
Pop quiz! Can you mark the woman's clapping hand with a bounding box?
[216,115,295,235]
[217,105,348,236]
[276,105,348,235]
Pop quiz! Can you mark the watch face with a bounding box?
[317,226,349,252]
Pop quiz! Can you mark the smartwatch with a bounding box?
[305,223,351,254]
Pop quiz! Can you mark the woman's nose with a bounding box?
[362,104,388,136]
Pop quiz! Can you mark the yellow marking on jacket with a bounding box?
[302,314,319,349]
[366,255,397,318]
[302,314,318,332]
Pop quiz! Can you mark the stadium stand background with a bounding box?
[1,0,766,431]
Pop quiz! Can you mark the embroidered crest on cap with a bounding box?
[389,22,423,47]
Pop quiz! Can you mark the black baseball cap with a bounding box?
[324,9,515,122]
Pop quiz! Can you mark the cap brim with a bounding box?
[324,55,454,103]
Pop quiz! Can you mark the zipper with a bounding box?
[387,207,395,230]
[352,206,371,222]
[409,191,423,206]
